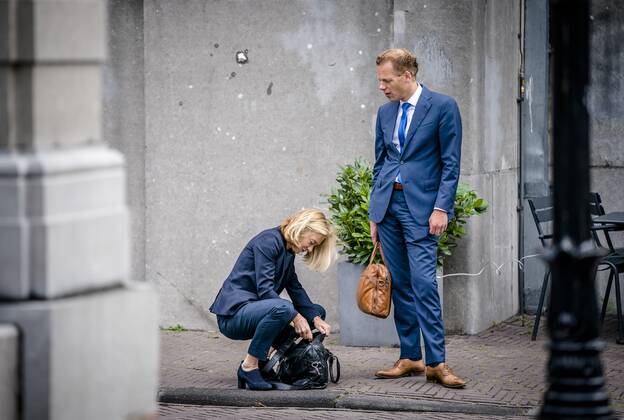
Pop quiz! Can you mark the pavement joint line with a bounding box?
[159,386,533,416]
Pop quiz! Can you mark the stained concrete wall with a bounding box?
[104,0,146,285]
[105,0,522,333]
[520,0,550,314]
[438,0,521,333]
[520,0,624,313]
[0,325,18,420]
[589,0,624,311]
[589,0,624,229]
[143,0,392,329]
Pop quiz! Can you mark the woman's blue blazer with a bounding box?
[209,227,321,321]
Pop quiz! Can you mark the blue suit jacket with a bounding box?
[368,85,462,234]
[209,227,321,322]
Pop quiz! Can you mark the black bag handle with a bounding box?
[328,352,340,383]
[313,332,340,383]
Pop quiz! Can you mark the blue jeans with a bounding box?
[217,298,326,360]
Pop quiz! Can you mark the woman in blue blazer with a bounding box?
[210,209,336,390]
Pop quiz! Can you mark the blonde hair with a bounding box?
[280,209,337,272]
[376,48,419,77]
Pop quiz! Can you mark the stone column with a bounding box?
[0,1,158,419]
[0,325,18,420]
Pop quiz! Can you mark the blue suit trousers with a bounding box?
[377,190,445,365]
[217,298,325,360]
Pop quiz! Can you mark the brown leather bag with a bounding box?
[356,242,392,318]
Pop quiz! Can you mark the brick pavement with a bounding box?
[160,315,624,416]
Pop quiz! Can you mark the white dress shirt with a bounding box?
[392,84,422,155]
[392,84,447,214]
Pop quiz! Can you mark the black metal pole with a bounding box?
[540,0,613,418]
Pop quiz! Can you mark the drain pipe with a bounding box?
[517,0,526,318]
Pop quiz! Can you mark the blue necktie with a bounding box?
[398,102,411,151]
[396,102,411,184]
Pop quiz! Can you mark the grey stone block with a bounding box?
[13,64,101,149]
[0,174,20,217]
[0,222,29,297]
[444,170,518,334]
[0,2,10,63]
[0,283,159,420]
[8,0,105,63]
[0,324,18,420]
[0,67,8,149]
[30,208,128,297]
[0,147,129,299]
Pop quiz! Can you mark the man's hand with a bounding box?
[292,313,313,341]
[370,220,379,245]
[313,316,331,336]
[429,209,448,236]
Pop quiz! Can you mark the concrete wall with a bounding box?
[520,0,550,314]
[0,325,18,420]
[142,0,392,330]
[105,0,522,333]
[520,0,624,313]
[589,0,624,310]
[440,0,521,333]
[104,0,146,285]
[589,0,624,224]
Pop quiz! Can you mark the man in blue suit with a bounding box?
[369,48,465,388]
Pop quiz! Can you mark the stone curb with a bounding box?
[159,388,342,408]
[335,394,532,416]
[158,387,533,417]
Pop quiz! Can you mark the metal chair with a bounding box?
[527,196,554,341]
[528,193,623,342]
[588,192,624,344]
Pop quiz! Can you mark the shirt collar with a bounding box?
[400,83,422,108]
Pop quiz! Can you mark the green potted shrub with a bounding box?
[325,159,488,346]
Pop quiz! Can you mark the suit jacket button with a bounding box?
[400,160,404,164]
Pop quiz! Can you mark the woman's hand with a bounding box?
[313,316,331,336]
[292,313,313,341]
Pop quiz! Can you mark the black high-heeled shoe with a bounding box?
[237,363,273,390]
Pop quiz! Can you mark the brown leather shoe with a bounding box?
[375,359,425,379]
[426,363,466,388]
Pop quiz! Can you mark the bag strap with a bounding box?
[269,381,307,391]
[368,242,380,264]
[369,241,389,267]
[328,352,340,383]
[261,334,301,376]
